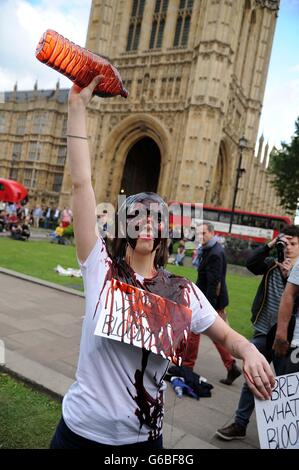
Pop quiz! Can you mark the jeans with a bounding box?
[50,416,163,449]
[235,333,287,428]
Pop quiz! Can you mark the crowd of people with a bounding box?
[0,202,73,242]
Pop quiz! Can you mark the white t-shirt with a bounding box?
[288,260,299,347]
[62,238,217,445]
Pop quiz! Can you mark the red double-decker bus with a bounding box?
[168,201,292,243]
[0,178,28,205]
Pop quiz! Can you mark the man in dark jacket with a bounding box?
[216,224,299,441]
[182,222,241,385]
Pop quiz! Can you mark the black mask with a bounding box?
[117,192,168,252]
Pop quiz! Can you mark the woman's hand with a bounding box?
[68,75,103,108]
[242,344,275,400]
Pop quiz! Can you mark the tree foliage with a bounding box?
[268,117,299,214]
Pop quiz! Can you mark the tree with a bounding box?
[268,117,299,214]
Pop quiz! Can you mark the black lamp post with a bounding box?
[228,136,248,233]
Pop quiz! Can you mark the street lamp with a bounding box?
[228,136,248,233]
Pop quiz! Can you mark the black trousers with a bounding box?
[50,416,163,449]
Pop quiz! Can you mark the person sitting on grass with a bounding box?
[50,222,65,244]
[174,243,186,266]
[10,217,30,241]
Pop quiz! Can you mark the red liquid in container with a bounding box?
[36,29,128,98]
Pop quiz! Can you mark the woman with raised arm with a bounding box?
[50,77,275,449]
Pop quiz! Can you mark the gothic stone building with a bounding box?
[0,0,283,215]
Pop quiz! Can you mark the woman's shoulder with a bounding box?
[158,268,193,287]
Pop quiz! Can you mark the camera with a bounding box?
[276,235,286,263]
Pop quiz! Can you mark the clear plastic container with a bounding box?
[170,376,184,398]
[35,29,128,98]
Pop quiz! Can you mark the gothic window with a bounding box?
[149,0,168,49]
[0,113,6,133]
[57,146,66,166]
[149,79,156,99]
[136,79,142,97]
[167,77,174,97]
[32,112,47,134]
[62,116,67,136]
[241,9,257,89]
[9,168,18,180]
[124,79,132,93]
[24,169,37,189]
[12,143,22,161]
[149,21,157,49]
[175,77,181,96]
[143,74,150,95]
[28,142,41,161]
[160,78,167,98]
[16,114,26,135]
[53,174,63,193]
[126,0,146,51]
[173,0,193,47]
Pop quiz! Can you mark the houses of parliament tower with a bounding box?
[0,0,283,214]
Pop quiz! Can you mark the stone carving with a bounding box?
[255,0,279,11]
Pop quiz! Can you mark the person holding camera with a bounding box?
[216,224,299,441]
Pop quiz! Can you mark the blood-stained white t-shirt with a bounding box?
[62,238,217,445]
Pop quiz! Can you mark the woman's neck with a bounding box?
[125,247,157,279]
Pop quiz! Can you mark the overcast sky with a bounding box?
[0,0,298,151]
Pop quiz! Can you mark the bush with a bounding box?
[62,224,74,238]
[223,237,260,266]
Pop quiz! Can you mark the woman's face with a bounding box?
[126,200,167,252]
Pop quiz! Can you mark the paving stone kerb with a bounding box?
[0,268,260,449]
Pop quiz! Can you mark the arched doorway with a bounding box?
[120,137,161,196]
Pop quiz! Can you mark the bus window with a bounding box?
[255,216,270,229]
[219,212,231,224]
[203,209,218,222]
[232,213,241,224]
[240,214,255,226]
[270,219,286,231]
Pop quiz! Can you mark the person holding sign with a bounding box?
[50,76,275,449]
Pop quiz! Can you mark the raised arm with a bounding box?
[67,76,102,262]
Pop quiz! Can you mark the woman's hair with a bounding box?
[110,192,169,268]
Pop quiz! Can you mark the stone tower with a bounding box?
[60,0,280,210]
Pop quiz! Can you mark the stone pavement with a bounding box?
[0,268,260,449]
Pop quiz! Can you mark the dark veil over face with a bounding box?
[111,192,169,268]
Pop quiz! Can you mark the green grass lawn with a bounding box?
[0,237,83,291]
[0,237,258,338]
[0,372,61,449]
[166,264,257,339]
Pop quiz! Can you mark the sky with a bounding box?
[0,0,298,151]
